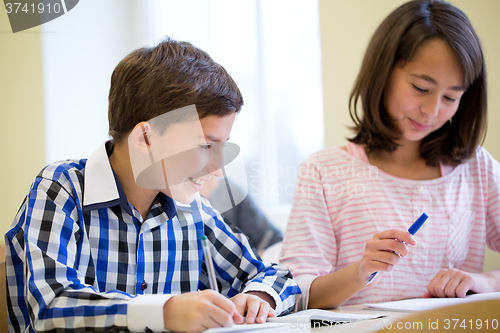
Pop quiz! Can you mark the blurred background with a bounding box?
[1,0,499,269]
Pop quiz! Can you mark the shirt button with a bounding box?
[417,186,424,192]
[141,280,148,291]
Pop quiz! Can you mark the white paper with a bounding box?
[267,309,386,323]
[204,322,294,333]
[365,292,500,312]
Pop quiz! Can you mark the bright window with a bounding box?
[149,0,324,229]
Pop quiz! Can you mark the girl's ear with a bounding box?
[130,121,153,154]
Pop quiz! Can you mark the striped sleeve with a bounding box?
[485,149,500,252]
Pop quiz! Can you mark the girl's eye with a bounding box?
[412,84,428,93]
[444,96,457,102]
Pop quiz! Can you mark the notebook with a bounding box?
[203,309,387,332]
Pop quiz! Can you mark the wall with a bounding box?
[319,0,500,271]
[42,0,150,164]
[0,12,45,239]
[0,0,152,243]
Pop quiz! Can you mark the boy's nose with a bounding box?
[211,168,224,178]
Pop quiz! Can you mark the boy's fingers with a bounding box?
[244,296,261,324]
[208,291,237,315]
[231,295,247,316]
[207,302,235,328]
[255,301,271,323]
[232,311,244,325]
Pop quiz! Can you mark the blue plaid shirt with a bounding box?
[5,142,300,332]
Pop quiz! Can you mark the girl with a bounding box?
[281,0,500,310]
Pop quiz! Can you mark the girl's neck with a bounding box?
[379,139,421,166]
[367,140,441,180]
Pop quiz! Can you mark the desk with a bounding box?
[203,299,500,332]
[310,298,500,332]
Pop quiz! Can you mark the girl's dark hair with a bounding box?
[349,0,486,166]
[108,37,243,142]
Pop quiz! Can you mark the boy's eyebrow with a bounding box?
[411,74,465,91]
[204,135,230,142]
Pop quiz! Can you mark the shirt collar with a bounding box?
[83,142,123,213]
[83,141,177,219]
[174,193,203,214]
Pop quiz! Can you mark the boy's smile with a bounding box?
[162,113,236,204]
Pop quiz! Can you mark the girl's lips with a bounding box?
[409,118,431,131]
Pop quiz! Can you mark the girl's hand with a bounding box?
[231,291,276,324]
[359,229,417,284]
[423,269,491,298]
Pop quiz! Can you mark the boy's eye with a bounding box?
[412,84,428,93]
[200,144,212,150]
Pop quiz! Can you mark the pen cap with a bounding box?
[408,213,428,235]
[201,235,208,246]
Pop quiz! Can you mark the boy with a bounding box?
[5,37,300,333]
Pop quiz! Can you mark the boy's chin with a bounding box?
[174,196,195,205]
[165,185,197,205]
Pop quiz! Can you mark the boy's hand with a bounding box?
[359,229,417,284]
[231,291,277,324]
[163,290,236,333]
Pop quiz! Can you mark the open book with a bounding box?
[204,309,387,332]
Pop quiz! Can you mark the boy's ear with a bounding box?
[130,122,153,154]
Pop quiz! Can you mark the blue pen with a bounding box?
[365,212,429,286]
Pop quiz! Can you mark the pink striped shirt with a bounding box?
[281,143,500,310]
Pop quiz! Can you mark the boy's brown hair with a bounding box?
[349,0,486,166]
[108,37,244,142]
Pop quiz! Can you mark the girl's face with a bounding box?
[383,38,465,144]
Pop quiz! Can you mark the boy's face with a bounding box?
[128,106,238,205]
[163,113,236,204]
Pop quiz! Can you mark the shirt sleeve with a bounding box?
[6,176,168,332]
[486,151,500,252]
[199,198,300,315]
[279,158,337,310]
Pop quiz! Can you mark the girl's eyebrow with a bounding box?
[411,74,465,91]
